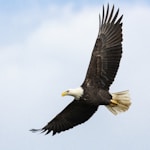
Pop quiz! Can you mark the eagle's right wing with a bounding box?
[82,5,123,90]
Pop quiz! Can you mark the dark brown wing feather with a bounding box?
[31,100,98,135]
[82,4,123,90]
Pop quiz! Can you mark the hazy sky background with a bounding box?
[0,0,150,150]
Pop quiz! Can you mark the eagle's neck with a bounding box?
[67,87,84,100]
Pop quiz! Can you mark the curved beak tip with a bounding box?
[61,92,67,97]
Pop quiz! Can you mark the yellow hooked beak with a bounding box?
[61,91,68,97]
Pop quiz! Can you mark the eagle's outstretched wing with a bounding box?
[82,5,123,90]
[30,100,98,135]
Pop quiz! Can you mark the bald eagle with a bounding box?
[30,4,131,136]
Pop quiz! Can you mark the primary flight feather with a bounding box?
[30,4,131,136]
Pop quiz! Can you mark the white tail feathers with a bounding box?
[106,90,131,115]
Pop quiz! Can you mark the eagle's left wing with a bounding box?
[30,100,98,135]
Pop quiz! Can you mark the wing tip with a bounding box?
[30,128,57,136]
[30,128,42,133]
[101,4,123,25]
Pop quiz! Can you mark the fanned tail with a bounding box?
[106,90,131,115]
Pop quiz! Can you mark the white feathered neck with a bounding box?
[64,87,84,100]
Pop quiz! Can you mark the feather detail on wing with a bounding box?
[30,100,98,135]
[82,4,123,90]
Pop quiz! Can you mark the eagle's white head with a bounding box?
[61,87,84,100]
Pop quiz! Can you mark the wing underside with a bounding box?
[82,4,123,90]
[31,100,98,135]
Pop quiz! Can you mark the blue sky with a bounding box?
[0,0,150,150]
